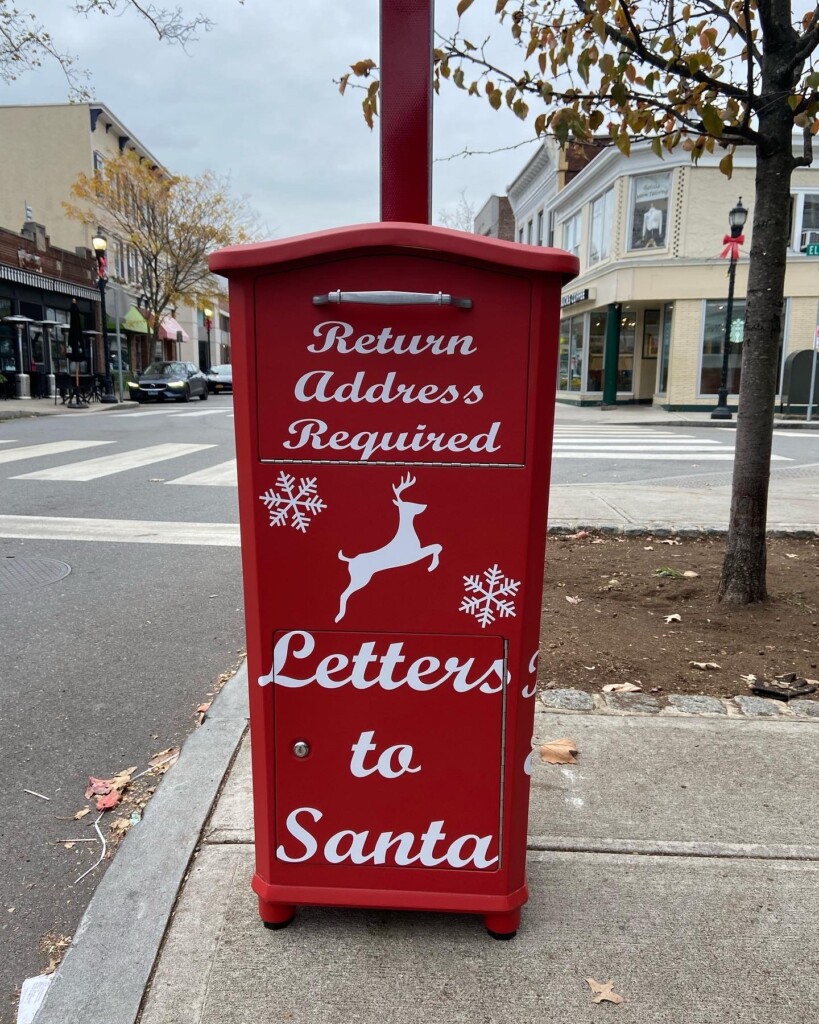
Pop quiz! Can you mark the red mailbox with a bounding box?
[210,223,577,937]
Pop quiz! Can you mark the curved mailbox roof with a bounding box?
[210,222,579,282]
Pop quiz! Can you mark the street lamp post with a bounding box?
[711,197,748,420]
[203,307,213,369]
[91,229,118,404]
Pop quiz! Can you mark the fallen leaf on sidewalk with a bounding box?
[689,661,721,670]
[195,700,213,726]
[149,746,180,772]
[95,789,122,812]
[73,808,90,820]
[110,817,133,839]
[602,681,641,693]
[539,738,578,764]
[566,595,583,605]
[664,613,682,624]
[586,978,624,1005]
[84,777,112,799]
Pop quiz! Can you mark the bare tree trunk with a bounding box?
[719,91,794,603]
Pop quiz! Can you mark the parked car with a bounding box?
[206,364,233,393]
[128,361,209,403]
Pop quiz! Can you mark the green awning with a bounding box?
[107,306,149,334]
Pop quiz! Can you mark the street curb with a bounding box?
[546,522,819,537]
[0,405,117,421]
[32,663,250,1024]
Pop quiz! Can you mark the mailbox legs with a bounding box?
[483,908,521,941]
[259,900,296,930]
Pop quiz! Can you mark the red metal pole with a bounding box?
[380,0,433,224]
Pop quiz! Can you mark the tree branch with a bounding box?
[786,5,819,74]
[570,0,750,100]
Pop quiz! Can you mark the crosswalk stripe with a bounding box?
[554,441,723,448]
[554,427,675,432]
[168,459,238,486]
[0,514,239,546]
[552,451,790,461]
[12,443,216,481]
[167,409,230,418]
[0,440,111,465]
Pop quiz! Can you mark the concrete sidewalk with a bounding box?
[31,676,819,1024]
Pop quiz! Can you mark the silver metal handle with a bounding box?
[313,290,472,309]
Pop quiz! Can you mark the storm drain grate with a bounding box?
[0,556,72,594]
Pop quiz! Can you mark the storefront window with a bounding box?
[700,299,745,394]
[618,311,636,391]
[570,317,584,390]
[0,299,15,372]
[558,320,569,390]
[589,189,613,265]
[587,313,605,391]
[558,315,585,391]
[629,172,671,250]
[658,303,673,394]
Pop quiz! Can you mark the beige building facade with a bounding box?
[504,140,819,411]
[0,103,227,372]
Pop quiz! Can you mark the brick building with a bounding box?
[0,221,99,399]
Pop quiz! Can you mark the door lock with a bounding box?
[292,740,310,758]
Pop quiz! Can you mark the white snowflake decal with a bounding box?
[460,564,520,628]
[259,472,326,533]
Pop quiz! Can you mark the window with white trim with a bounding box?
[793,192,819,250]
[628,172,671,251]
[589,189,613,265]
[561,212,581,258]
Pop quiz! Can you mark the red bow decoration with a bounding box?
[720,234,744,260]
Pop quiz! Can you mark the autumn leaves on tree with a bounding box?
[64,152,252,341]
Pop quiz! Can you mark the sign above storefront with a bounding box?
[561,287,595,308]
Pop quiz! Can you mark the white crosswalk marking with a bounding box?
[552,426,790,461]
[12,443,216,481]
[0,440,111,465]
[0,514,239,546]
[167,409,230,418]
[168,459,238,487]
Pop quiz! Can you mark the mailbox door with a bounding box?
[271,631,506,886]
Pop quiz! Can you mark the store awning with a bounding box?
[123,306,149,334]
[107,305,150,334]
[159,315,189,342]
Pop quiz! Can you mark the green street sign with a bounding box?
[805,243,819,256]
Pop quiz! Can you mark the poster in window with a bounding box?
[630,173,671,250]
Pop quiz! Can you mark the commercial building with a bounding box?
[501,138,819,410]
[0,221,99,398]
[0,103,228,376]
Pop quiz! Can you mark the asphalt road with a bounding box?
[0,397,244,1024]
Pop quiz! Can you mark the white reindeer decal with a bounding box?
[336,474,442,623]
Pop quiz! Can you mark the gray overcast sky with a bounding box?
[3,0,538,237]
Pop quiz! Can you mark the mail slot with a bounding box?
[210,223,578,937]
